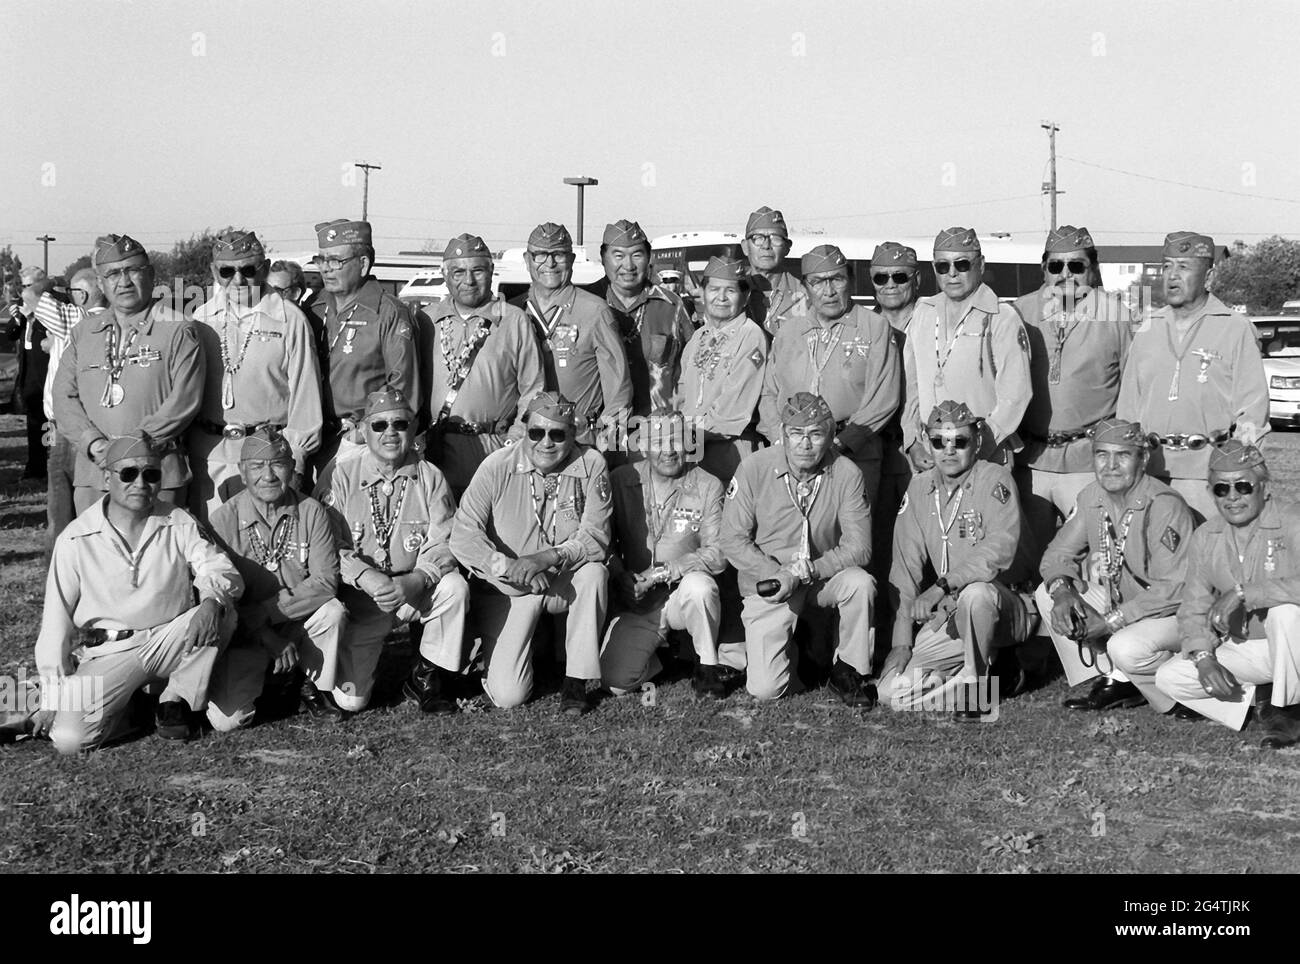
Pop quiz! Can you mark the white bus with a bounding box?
[276,251,442,302]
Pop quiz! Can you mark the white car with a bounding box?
[1254,318,1300,428]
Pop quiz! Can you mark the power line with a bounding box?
[1060,156,1300,205]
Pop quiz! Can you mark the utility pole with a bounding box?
[36,234,55,274]
[1040,122,1062,230]
[354,162,382,222]
[563,176,599,246]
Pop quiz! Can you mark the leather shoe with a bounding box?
[1164,703,1202,722]
[403,657,457,715]
[1064,678,1146,711]
[692,664,728,700]
[1257,702,1300,749]
[828,659,877,709]
[155,699,195,740]
[560,677,592,717]
[300,681,346,721]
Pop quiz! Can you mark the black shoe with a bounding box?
[299,681,346,721]
[1164,703,1202,722]
[692,664,728,700]
[1257,703,1300,749]
[560,677,592,717]
[713,664,745,690]
[402,657,457,715]
[1064,678,1147,712]
[155,699,195,740]
[828,659,877,709]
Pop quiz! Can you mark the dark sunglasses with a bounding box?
[1047,259,1088,275]
[1212,480,1257,497]
[933,259,973,275]
[116,466,162,485]
[872,271,914,286]
[368,419,410,433]
[527,427,568,443]
[218,264,261,280]
[929,435,972,450]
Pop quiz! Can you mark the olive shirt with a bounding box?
[593,278,695,417]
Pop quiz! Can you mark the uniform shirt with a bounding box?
[1016,285,1133,473]
[901,284,1031,451]
[426,295,543,431]
[193,290,323,460]
[312,278,421,424]
[720,446,871,596]
[1180,499,1300,654]
[315,451,458,589]
[746,269,807,338]
[512,284,632,435]
[450,443,612,597]
[880,306,916,477]
[35,499,243,674]
[594,278,694,416]
[608,462,725,577]
[758,304,901,461]
[1040,474,1194,624]
[53,300,204,489]
[35,294,91,421]
[678,314,767,438]
[1117,295,1268,480]
[209,488,339,628]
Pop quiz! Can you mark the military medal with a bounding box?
[106,383,126,407]
[1192,348,1220,384]
[368,476,409,571]
[1266,538,1280,573]
[806,324,843,395]
[249,515,295,573]
[1164,314,1210,402]
[692,324,733,407]
[403,531,422,553]
[343,328,356,354]
[100,322,139,409]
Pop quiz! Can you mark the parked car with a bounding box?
[1253,317,1300,428]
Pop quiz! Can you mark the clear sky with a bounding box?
[3,0,1299,274]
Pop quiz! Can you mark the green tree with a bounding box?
[0,245,24,299]
[1211,235,1300,313]
[62,254,92,281]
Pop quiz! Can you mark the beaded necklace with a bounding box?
[367,476,409,571]
[249,514,296,572]
[220,311,257,410]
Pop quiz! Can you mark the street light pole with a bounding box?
[563,176,599,246]
[36,235,55,274]
[354,162,383,222]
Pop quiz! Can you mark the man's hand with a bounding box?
[88,438,108,467]
[1209,590,1244,636]
[880,646,912,680]
[183,599,223,655]
[30,709,56,740]
[260,627,299,675]
[768,569,799,604]
[392,572,431,606]
[907,440,934,472]
[614,571,641,608]
[1078,605,1108,643]
[1049,583,1088,638]
[359,569,404,612]
[1196,653,1244,701]
[503,551,555,594]
[911,584,947,623]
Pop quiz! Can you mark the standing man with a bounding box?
[720,392,877,705]
[600,408,729,698]
[317,389,468,715]
[512,222,631,449]
[207,428,346,729]
[758,243,900,503]
[678,256,768,485]
[425,233,543,495]
[1016,226,1133,552]
[1035,419,1196,714]
[450,392,612,715]
[1156,442,1300,747]
[902,227,1031,472]
[741,206,805,338]
[190,229,323,516]
[6,267,51,480]
[1118,232,1268,522]
[54,234,204,513]
[309,219,421,477]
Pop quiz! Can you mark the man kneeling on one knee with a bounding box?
[1037,418,1196,716]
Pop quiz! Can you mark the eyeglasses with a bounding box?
[1047,259,1089,275]
[807,275,849,290]
[933,259,974,275]
[69,288,90,303]
[786,429,829,444]
[115,466,162,485]
[929,435,972,450]
[368,419,411,433]
[1211,480,1257,497]
[312,254,361,271]
[218,264,261,280]
[101,265,149,283]
[746,233,786,248]
[527,427,568,443]
[529,251,572,264]
[872,271,914,286]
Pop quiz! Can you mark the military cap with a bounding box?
[240,426,293,462]
[1091,417,1147,450]
[443,233,492,261]
[745,206,789,238]
[781,392,835,430]
[365,388,414,418]
[1163,231,1216,261]
[315,219,372,247]
[525,390,577,426]
[657,268,683,282]
[870,242,918,268]
[93,234,147,269]
[1045,225,1095,253]
[926,400,980,431]
[105,433,159,466]
[702,256,749,285]
[212,229,265,263]
[527,222,573,252]
[602,220,649,248]
[1208,439,1266,475]
[933,227,981,255]
[800,244,848,278]
[19,266,46,286]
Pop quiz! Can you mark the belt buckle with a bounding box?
[223,425,246,441]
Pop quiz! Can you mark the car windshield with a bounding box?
[1257,324,1300,356]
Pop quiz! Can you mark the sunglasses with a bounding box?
[368,419,411,433]
[872,271,914,286]
[1046,259,1089,275]
[218,264,261,280]
[1211,480,1257,497]
[527,427,568,443]
[929,435,972,450]
[933,259,974,275]
[116,466,162,485]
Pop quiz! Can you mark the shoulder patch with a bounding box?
[992,482,1010,505]
[748,347,765,369]
[321,490,336,508]
[595,473,611,503]
[1160,526,1181,553]
[725,477,739,500]
[397,323,412,339]
[897,491,909,515]
[1016,326,1030,354]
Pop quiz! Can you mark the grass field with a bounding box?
[2,411,1299,874]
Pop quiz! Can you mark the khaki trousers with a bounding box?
[1022,469,1094,564]
[600,572,720,693]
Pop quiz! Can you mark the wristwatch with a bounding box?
[650,564,672,586]
[1046,576,1072,597]
[1188,650,1215,665]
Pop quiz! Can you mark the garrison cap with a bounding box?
[527,222,573,252]
[1091,417,1147,450]
[933,227,981,255]
[871,242,918,268]
[93,234,147,269]
[240,426,293,462]
[602,220,649,248]
[1045,225,1095,253]
[702,256,749,285]
[800,244,848,278]
[745,206,789,238]
[1208,440,1266,475]
[315,219,372,247]
[212,229,265,263]
[525,390,577,426]
[657,268,683,282]
[365,388,414,418]
[1163,231,1216,261]
[781,392,835,431]
[927,400,980,431]
[106,433,159,466]
[443,233,492,260]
